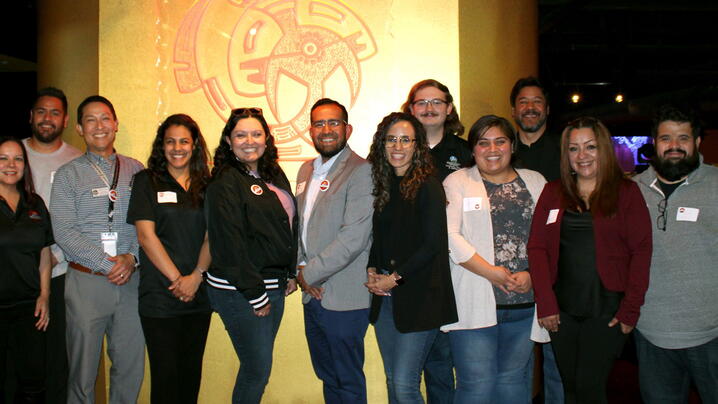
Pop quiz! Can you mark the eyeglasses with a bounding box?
[386,136,416,145]
[657,198,667,231]
[412,99,448,108]
[232,107,263,116]
[311,119,346,129]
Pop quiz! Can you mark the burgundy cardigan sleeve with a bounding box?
[528,182,561,319]
[612,181,652,326]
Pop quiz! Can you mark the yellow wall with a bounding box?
[459,0,538,126]
[37,0,98,150]
[38,0,537,402]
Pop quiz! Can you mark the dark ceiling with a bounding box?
[2,0,717,139]
[538,0,718,135]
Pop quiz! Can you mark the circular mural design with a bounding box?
[173,0,377,159]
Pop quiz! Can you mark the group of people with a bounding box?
[0,77,715,404]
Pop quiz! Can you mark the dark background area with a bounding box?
[1,0,716,161]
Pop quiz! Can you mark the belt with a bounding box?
[69,262,105,276]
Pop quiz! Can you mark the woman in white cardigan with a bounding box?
[442,115,547,404]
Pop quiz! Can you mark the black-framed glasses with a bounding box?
[657,198,667,231]
[412,98,448,108]
[311,119,346,129]
[232,107,263,116]
[386,135,416,145]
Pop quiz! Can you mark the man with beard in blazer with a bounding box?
[296,98,373,404]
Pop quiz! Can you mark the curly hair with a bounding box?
[212,108,281,182]
[367,112,434,212]
[147,114,210,207]
[401,79,464,138]
[559,117,623,217]
[0,137,37,205]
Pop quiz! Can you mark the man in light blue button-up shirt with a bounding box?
[51,95,144,404]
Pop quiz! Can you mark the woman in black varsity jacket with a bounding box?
[204,108,298,404]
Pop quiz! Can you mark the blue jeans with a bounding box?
[635,330,718,404]
[423,332,454,404]
[207,287,284,404]
[304,298,370,404]
[542,342,564,404]
[374,296,438,404]
[449,307,535,404]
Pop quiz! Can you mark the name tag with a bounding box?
[296,181,306,195]
[547,209,559,224]
[92,187,109,197]
[676,207,699,222]
[50,170,56,184]
[101,232,118,256]
[463,197,482,212]
[157,191,177,203]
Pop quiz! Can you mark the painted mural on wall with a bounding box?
[173,0,377,160]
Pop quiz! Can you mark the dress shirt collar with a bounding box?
[312,147,345,176]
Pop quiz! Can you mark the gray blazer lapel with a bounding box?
[309,146,352,209]
[296,162,314,215]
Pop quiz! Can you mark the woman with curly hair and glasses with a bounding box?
[127,114,212,404]
[204,108,297,404]
[529,117,652,403]
[365,112,457,403]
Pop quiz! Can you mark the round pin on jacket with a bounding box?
[319,179,330,192]
[108,189,118,202]
[251,184,263,195]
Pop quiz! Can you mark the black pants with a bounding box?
[140,312,211,404]
[549,312,627,404]
[0,302,46,404]
[46,275,67,404]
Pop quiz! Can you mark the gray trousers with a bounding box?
[65,268,144,404]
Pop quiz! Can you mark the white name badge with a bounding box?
[50,170,56,184]
[676,207,699,222]
[296,181,306,195]
[157,191,177,203]
[92,187,110,198]
[547,209,560,224]
[463,197,482,212]
[101,232,118,256]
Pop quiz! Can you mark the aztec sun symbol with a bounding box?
[173,0,377,160]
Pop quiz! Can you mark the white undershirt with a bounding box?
[300,149,344,258]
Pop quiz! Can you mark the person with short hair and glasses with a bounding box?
[633,105,718,404]
[402,79,471,403]
[529,117,652,404]
[365,112,457,403]
[204,107,298,404]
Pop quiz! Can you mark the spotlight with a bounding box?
[615,93,624,103]
[571,93,581,103]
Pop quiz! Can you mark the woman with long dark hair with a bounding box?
[442,115,546,404]
[365,112,457,403]
[205,108,297,404]
[529,117,652,403]
[127,114,212,404]
[0,137,52,403]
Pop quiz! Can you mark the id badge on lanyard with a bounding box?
[87,155,121,255]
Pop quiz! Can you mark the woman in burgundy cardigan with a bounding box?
[528,117,652,404]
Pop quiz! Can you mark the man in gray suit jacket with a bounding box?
[296,98,373,404]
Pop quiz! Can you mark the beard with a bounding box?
[31,122,63,144]
[312,132,347,159]
[651,149,700,181]
[515,109,547,133]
